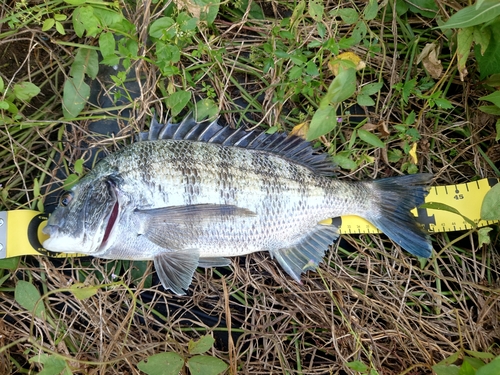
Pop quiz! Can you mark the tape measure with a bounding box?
[0,178,498,259]
[333,177,500,234]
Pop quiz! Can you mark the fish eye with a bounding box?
[59,192,73,207]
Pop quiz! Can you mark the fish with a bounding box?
[42,115,433,295]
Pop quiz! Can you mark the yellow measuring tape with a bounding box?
[0,178,498,259]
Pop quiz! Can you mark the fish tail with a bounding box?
[365,173,433,258]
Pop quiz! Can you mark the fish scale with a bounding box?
[43,115,433,295]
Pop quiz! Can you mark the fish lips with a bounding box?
[42,206,87,253]
[42,178,122,254]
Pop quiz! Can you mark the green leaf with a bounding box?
[478,105,500,115]
[73,158,84,174]
[357,94,375,107]
[42,18,55,31]
[72,6,86,37]
[200,1,219,25]
[308,0,324,22]
[235,0,265,19]
[166,90,191,117]
[129,261,152,288]
[137,352,184,375]
[0,257,20,270]
[322,64,356,105]
[289,65,303,80]
[401,78,417,104]
[363,0,378,20]
[346,360,368,372]
[387,149,403,163]
[463,356,487,369]
[434,98,453,109]
[306,105,337,140]
[156,42,180,64]
[478,227,492,246]
[64,0,88,4]
[479,90,500,107]
[92,7,124,28]
[63,174,80,190]
[483,73,500,87]
[149,17,175,39]
[3,100,18,115]
[63,76,90,119]
[335,8,359,24]
[360,82,383,96]
[99,32,115,58]
[436,351,461,366]
[55,21,66,35]
[475,25,500,79]
[71,48,99,79]
[33,177,41,198]
[459,359,477,375]
[480,182,500,220]
[73,5,100,37]
[332,152,357,170]
[70,283,99,300]
[473,25,491,55]
[0,273,11,288]
[177,13,198,32]
[13,82,40,101]
[432,364,460,375]
[0,76,4,93]
[357,129,385,148]
[439,0,500,29]
[305,61,319,76]
[187,355,228,375]
[195,98,218,121]
[15,280,46,318]
[406,0,438,18]
[29,353,67,375]
[477,356,500,375]
[188,335,215,355]
[421,202,475,227]
[54,14,67,21]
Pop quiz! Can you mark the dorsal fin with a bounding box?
[139,113,336,176]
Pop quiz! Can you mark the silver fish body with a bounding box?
[43,116,433,294]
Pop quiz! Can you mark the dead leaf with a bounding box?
[328,52,366,76]
[378,120,390,136]
[417,43,443,79]
[173,0,202,18]
[361,122,378,131]
[409,142,418,164]
[289,122,309,139]
[361,121,390,137]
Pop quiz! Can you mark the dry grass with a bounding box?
[1,0,499,374]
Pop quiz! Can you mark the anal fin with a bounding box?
[154,250,200,295]
[271,224,339,282]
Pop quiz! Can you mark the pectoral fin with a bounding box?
[136,204,255,249]
[154,250,200,295]
[137,204,255,224]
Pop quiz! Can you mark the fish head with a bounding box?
[42,175,122,254]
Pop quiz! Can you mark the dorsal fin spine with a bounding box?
[140,113,336,176]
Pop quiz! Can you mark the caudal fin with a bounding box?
[366,173,433,258]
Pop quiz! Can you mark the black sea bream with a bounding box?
[43,115,433,294]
